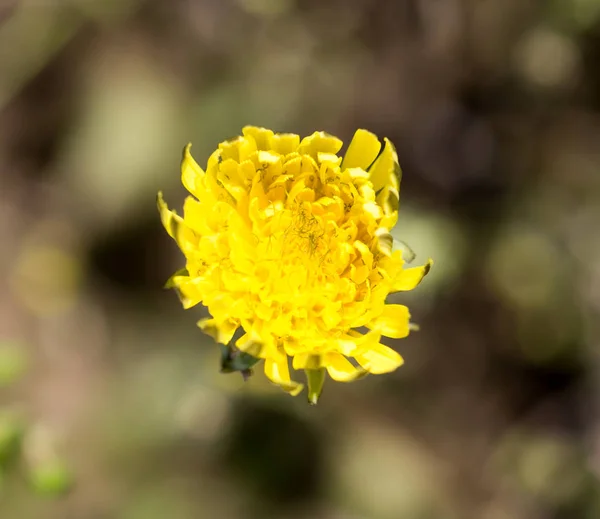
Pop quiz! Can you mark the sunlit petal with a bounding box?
[158,127,430,401]
[354,343,404,374]
[391,259,433,292]
[368,304,411,339]
[264,358,304,396]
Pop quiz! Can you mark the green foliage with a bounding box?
[0,343,27,388]
[0,341,71,500]
[29,461,72,497]
[0,414,24,468]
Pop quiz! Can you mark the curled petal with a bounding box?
[335,330,381,356]
[243,126,275,151]
[368,304,410,339]
[354,343,404,374]
[342,129,382,170]
[298,131,343,158]
[368,137,400,193]
[163,268,188,289]
[375,229,393,256]
[173,277,204,309]
[323,352,368,382]
[235,332,265,358]
[264,358,304,396]
[157,192,198,254]
[157,192,182,239]
[181,144,205,197]
[197,317,238,345]
[391,259,433,292]
[217,135,256,164]
[369,138,401,229]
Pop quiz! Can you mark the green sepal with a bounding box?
[305,368,326,405]
[219,344,260,381]
[0,413,24,468]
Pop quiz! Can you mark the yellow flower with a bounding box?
[158,126,432,403]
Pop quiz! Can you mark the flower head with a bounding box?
[158,126,431,402]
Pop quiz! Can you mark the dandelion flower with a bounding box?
[158,126,432,403]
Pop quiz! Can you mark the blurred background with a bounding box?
[1,0,600,517]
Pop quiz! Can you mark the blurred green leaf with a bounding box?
[29,460,72,497]
[0,342,27,387]
[0,414,24,467]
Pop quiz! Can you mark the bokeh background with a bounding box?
[1,0,600,517]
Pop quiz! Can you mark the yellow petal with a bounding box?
[292,353,322,370]
[318,152,343,168]
[264,358,304,396]
[323,352,368,382]
[368,137,400,193]
[375,229,393,256]
[320,304,342,329]
[217,135,256,163]
[197,317,238,345]
[235,332,264,357]
[391,259,433,292]
[163,268,188,289]
[242,126,274,151]
[354,343,404,374]
[368,304,410,339]
[157,192,197,252]
[377,188,399,229]
[354,240,374,270]
[335,330,382,355]
[172,277,204,309]
[342,129,382,170]
[269,133,300,155]
[182,196,214,235]
[298,131,343,159]
[157,191,181,239]
[181,144,205,196]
